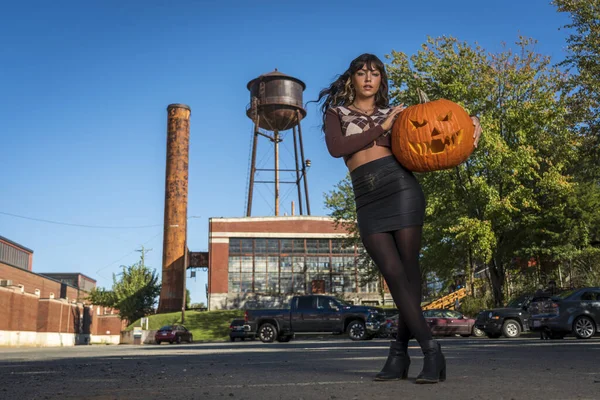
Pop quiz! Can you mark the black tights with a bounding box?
[362,226,432,345]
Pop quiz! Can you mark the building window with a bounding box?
[228,273,240,292]
[229,256,241,273]
[0,241,30,270]
[241,273,252,292]
[306,239,318,254]
[226,238,371,295]
[241,239,253,254]
[241,256,252,273]
[229,239,241,254]
[281,239,293,254]
[255,256,267,273]
[293,273,305,293]
[280,256,292,273]
[318,239,330,253]
[254,239,266,254]
[267,239,279,254]
[292,239,305,253]
[254,273,266,292]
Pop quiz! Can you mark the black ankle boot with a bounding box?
[415,340,446,384]
[374,341,411,381]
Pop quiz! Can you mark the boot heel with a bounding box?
[439,367,446,382]
[402,367,409,380]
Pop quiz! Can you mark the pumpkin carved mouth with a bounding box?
[408,129,463,156]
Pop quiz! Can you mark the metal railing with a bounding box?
[422,287,468,310]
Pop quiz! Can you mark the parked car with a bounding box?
[475,294,533,338]
[229,318,255,342]
[528,287,600,339]
[155,325,193,344]
[380,310,400,338]
[245,295,386,343]
[383,309,484,338]
[424,309,485,337]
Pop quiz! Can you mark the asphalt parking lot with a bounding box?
[1,336,599,400]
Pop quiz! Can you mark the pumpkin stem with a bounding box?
[417,88,430,103]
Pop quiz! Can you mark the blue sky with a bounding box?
[0,1,572,305]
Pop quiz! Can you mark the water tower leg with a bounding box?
[292,125,304,215]
[274,129,280,216]
[296,110,311,215]
[246,115,260,217]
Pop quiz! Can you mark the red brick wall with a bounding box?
[0,287,91,334]
[93,315,125,335]
[209,242,229,294]
[210,218,344,235]
[0,262,82,300]
[0,288,39,331]
[1,285,129,337]
[37,299,76,333]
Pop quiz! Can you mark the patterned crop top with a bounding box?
[324,106,393,162]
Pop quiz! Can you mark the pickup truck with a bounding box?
[244,295,386,343]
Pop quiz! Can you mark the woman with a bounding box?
[317,53,482,384]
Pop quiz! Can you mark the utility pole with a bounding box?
[136,246,152,267]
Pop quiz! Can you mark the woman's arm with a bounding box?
[324,108,385,158]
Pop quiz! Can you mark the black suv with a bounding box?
[475,294,532,338]
[229,318,255,342]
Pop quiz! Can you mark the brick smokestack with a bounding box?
[158,104,191,313]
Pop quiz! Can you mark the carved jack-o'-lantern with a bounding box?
[391,91,475,172]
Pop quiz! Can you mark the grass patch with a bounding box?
[127,310,244,342]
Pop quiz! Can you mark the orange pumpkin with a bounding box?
[391,91,475,172]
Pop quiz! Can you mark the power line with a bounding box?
[95,231,163,278]
[0,211,201,229]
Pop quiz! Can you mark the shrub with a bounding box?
[459,295,494,318]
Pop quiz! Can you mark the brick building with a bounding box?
[41,272,97,293]
[0,234,33,271]
[0,235,123,346]
[207,216,387,310]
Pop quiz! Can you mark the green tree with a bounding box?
[325,36,596,307]
[186,288,191,310]
[88,261,161,323]
[553,0,600,179]
[386,36,584,306]
[551,0,600,288]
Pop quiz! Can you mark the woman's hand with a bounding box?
[381,104,406,131]
[471,116,482,148]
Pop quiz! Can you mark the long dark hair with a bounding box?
[315,53,390,128]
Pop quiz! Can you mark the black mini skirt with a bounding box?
[350,156,425,237]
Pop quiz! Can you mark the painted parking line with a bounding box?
[10,371,59,375]
[210,380,365,389]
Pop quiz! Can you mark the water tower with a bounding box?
[245,69,311,216]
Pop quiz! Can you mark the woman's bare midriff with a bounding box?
[346,143,393,172]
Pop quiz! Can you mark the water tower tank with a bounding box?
[246,70,307,131]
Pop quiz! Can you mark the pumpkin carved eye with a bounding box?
[437,111,453,121]
[410,119,428,129]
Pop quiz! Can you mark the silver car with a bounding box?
[528,287,600,339]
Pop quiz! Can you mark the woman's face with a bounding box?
[351,65,382,101]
